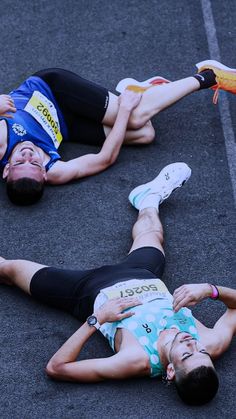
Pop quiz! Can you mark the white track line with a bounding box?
[201,0,236,207]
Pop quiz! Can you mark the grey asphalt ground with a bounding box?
[0,1,235,418]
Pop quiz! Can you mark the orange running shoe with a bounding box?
[116,75,170,93]
[196,59,236,104]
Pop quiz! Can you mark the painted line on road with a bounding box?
[201,0,236,207]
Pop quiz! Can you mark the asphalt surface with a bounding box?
[0,1,235,418]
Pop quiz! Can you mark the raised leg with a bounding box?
[128,162,192,253]
[102,78,200,129]
[129,208,164,254]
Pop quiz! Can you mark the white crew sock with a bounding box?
[139,194,162,211]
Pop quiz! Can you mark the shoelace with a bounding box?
[212,86,219,104]
[198,65,236,104]
[212,72,236,104]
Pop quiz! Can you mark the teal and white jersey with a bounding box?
[94,279,199,377]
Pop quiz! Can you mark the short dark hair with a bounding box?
[175,366,219,405]
[6,177,45,205]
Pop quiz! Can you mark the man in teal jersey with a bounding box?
[0,162,235,405]
[1,60,236,205]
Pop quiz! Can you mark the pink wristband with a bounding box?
[209,284,219,300]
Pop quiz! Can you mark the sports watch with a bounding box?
[86,315,101,330]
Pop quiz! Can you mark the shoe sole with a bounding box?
[129,163,191,209]
[196,60,236,73]
[116,76,170,93]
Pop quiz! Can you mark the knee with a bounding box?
[134,121,155,145]
[128,104,158,130]
[140,122,155,144]
[154,229,164,245]
[128,111,148,130]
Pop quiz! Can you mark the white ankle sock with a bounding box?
[139,194,161,211]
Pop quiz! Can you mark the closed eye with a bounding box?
[12,161,41,167]
[31,161,41,167]
[182,352,192,361]
[182,350,211,362]
[13,162,23,166]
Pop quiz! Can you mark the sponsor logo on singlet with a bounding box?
[12,123,27,136]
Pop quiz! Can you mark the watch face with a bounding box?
[87,315,97,326]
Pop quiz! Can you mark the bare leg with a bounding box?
[103,77,200,129]
[129,208,164,254]
[128,162,192,253]
[129,77,200,128]
[0,259,47,294]
[103,120,155,145]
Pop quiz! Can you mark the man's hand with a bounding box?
[95,297,142,324]
[172,283,212,312]
[0,95,16,117]
[118,90,142,112]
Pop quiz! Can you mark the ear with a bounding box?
[166,363,176,381]
[42,169,47,181]
[2,163,10,179]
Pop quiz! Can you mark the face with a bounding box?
[167,332,213,379]
[3,142,46,182]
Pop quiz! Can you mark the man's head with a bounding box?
[165,331,219,405]
[3,142,47,205]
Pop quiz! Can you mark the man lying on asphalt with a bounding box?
[1,59,235,204]
[0,162,235,405]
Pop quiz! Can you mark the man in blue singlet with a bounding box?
[1,60,236,205]
[1,162,235,405]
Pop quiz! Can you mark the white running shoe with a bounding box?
[129,162,191,210]
[116,75,170,93]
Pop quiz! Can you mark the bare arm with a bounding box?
[215,285,236,309]
[172,283,236,312]
[0,95,17,117]
[173,283,236,358]
[46,91,142,185]
[46,297,143,382]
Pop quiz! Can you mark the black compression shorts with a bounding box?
[30,247,165,321]
[34,68,110,146]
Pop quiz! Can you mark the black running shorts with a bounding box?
[30,247,165,321]
[34,68,109,145]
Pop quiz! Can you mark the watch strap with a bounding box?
[87,315,101,330]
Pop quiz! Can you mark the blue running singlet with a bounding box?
[0,76,68,171]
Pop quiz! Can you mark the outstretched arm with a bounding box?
[47,90,142,185]
[46,297,143,382]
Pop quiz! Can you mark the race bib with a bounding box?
[24,91,62,148]
[101,278,172,304]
